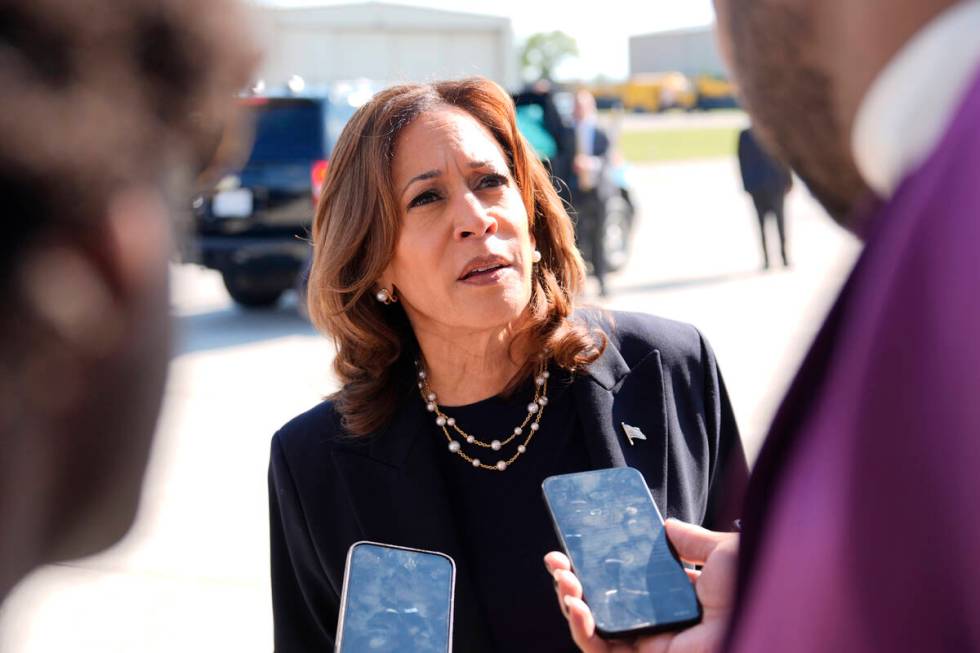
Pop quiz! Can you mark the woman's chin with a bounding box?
[448,294,531,332]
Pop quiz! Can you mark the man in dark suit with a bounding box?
[737,127,792,269]
[571,90,613,296]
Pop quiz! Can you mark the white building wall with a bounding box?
[629,26,727,77]
[252,2,518,90]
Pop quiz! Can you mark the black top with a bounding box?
[436,368,588,652]
[269,310,749,653]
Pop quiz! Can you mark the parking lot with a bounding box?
[0,157,859,652]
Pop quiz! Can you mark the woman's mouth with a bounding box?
[458,256,513,285]
[460,263,507,280]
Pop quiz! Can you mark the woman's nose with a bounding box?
[453,192,498,240]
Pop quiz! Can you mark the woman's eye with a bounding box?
[409,190,440,208]
[478,173,507,189]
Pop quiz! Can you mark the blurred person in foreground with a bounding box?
[0,0,253,605]
[268,77,748,652]
[737,127,793,269]
[548,0,980,651]
[570,89,613,296]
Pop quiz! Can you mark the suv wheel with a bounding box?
[222,270,285,308]
[603,194,633,273]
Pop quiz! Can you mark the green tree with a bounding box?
[520,31,579,82]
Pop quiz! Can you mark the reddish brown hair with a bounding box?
[308,77,603,436]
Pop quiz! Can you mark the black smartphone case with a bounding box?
[542,467,702,640]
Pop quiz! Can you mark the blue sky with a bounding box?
[254,0,717,79]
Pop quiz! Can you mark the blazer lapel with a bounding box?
[575,340,671,514]
[331,394,494,653]
[574,384,626,471]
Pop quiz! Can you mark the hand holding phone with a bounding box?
[336,541,455,653]
[542,467,702,639]
[545,519,739,653]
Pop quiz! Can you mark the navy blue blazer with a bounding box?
[268,311,748,652]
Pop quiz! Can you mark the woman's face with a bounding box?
[382,107,535,336]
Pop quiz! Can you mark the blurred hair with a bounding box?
[307,77,604,436]
[0,0,257,281]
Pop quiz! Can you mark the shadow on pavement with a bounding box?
[613,269,766,295]
[174,298,317,357]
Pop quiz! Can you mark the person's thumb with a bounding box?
[664,519,731,566]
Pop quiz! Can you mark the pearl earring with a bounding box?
[532,249,542,263]
[375,287,395,305]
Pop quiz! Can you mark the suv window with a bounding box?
[245,99,324,163]
[326,100,358,153]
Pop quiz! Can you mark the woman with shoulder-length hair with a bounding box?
[269,77,747,652]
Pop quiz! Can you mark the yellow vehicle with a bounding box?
[620,74,662,112]
[694,75,739,109]
[586,74,738,112]
[589,80,628,110]
[659,72,697,110]
[619,72,696,113]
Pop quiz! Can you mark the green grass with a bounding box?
[619,127,740,163]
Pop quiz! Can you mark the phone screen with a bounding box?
[336,542,455,653]
[542,467,701,638]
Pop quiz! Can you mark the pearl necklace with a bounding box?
[416,361,550,472]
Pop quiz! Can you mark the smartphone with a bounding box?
[335,541,455,653]
[542,467,702,639]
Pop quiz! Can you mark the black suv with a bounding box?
[190,91,358,308]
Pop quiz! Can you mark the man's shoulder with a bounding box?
[576,308,706,370]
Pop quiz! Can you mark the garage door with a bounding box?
[275,28,502,85]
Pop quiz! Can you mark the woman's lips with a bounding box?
[457,254,513,282]
[459,262,505,280]
[458,264,512,285]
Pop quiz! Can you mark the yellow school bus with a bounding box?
[694,75,739,109]
[620,72,696,112]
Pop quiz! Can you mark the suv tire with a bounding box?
[603,194,634,273]
[222,270,285,309]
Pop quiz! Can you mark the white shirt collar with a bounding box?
[851,1,980,199]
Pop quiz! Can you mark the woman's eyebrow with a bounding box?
[402,169,440,196]
[402,160,498,195]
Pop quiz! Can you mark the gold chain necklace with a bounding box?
[416,361,550,472]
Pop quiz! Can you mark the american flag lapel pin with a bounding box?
[621,422,647,446]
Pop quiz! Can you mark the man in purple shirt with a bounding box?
[548,1,980,651]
